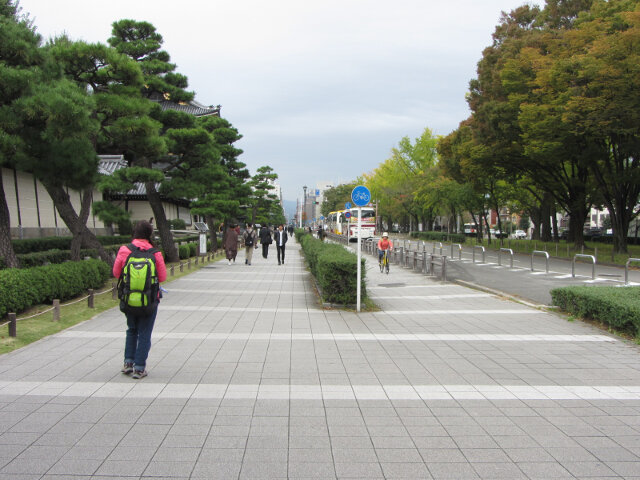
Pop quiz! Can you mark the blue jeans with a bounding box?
[124,307,158,371]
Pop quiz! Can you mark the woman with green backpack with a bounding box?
[113,220,167,379]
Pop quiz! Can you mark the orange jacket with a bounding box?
[377,238,393,251]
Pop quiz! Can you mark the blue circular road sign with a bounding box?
[345,212,351,219]
[345,202,351,210]
[351,185,371,207]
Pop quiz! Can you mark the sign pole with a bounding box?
[357,206,362,312]
[350,185,370,314]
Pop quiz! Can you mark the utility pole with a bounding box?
[303,185,308,227]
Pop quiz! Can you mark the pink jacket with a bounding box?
[112,239,167,282]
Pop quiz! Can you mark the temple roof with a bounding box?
[148,93,221,117]
[98,155,163,199]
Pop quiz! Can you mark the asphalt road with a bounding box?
[348,237,640,306]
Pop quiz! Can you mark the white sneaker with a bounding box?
[228,260,232,265]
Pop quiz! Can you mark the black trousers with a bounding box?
[262,243,269,258]
[277,245,286,264]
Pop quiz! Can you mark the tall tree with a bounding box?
[190,116,249,242]
[0,0,41,267]
[39,37,148,262]
[248,166,279,225]
[108,19,194,262]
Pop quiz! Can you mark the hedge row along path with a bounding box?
[0,238,639,478]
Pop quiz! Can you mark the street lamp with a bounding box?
[303,185,308,226]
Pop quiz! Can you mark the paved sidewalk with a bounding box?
[0,239,639,479]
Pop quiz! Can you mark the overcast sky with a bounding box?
[18,0,535,206]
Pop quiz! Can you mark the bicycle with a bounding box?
[379,249,390,274]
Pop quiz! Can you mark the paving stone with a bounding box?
[0,244,638,479]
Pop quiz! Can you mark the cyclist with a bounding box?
[377,232,393,267]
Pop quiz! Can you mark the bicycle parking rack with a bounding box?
[572,254,596,279]
[625,258,640,285]
[426,254,447,281]
[450,243,462,260]
[472,245,486,263]
[432,242,443,255]
[498,248,514,268]
[531,250,550,273]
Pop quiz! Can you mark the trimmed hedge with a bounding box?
[297,229,366,305]
[0,259,111,318]
[410,231,466,244]
[550,285,640,336]
[11,235,127,254]
[0,246,121,269]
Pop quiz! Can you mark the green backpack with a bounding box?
[117,244,160,315]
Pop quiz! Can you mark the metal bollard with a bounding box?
[8,313,16,337]
[88,289,94,308]
[53,299,60,322]
[442,256,447,281]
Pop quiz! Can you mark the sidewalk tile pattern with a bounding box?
[0,239,639,479]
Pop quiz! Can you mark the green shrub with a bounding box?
[178,244,190,259]
[550,285,640,336]
[174,234,199,245]
[299,234,365,305]
[410,231,466,244]
[169,218,187,230]
[0,246,120,269]
[188,243,197,257]
[0,259,111,318]
[10,235,127,255]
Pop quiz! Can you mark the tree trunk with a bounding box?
[145,181,178,262]
[42,182,112,265]
[551,203,559,242]
[609,206,630,255]
[206,215,218,253]
[0,169,19,268]
[541,193,553,242]
[483,211,492,245]
[531,207,542,241]
[470,212,481,242]
[70,189,93,260]
[568,206,588,248]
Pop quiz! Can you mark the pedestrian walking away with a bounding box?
[113,220,167,379]
[223,224,239,265]
[275,224,288,265]
[259,224,272,259]
[287,224,294,237]
[317,225,324,242]
[243,223,258,265]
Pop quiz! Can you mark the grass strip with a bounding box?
[0,252,225,355]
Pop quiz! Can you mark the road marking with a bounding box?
[381,309,545,315]
[57,331,614,342]
[167,289,307,295]
[179,279,301,284]
[368,285,458,290]
[0,381,637,400]
[372,294,492,300]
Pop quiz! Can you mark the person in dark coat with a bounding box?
[224,224,239,265]
[274,224,288,265]
[259,225,272,259]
